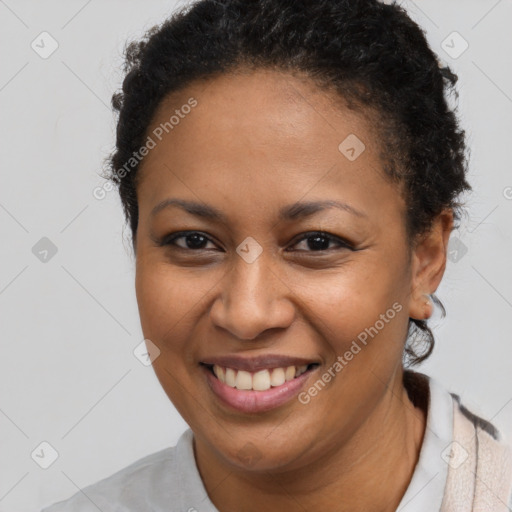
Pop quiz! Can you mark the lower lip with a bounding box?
[202,365,317,414]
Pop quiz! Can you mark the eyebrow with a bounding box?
[150,198,367,222]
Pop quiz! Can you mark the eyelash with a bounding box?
[159,230,354,253]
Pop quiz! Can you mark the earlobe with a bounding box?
[422,293,433,320]
[408,209,454,320]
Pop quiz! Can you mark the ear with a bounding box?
[408,209,454,320]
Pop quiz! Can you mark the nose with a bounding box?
[209,253,295,340]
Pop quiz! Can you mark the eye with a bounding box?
[158,230,354,253]
[160,231,219,251]
[288,231,354,252]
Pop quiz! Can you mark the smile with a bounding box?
[201,361,320,413]
[208,363,316,391]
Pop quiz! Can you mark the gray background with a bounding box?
[0,1,511,510]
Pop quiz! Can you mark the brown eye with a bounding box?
[159,230,354,253]
[161,231,218,250]
[289,232,354,252]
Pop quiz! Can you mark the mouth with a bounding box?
[200,360,321,413]
[201,362,320,391]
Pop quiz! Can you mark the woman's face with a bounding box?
[134,69,421,471]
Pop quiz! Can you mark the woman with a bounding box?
[42,0,512,510]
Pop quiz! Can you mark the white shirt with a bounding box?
[41,374,461,512]
[396,374,453,511]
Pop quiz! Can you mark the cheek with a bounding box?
[292,272,409,434]
[294,262,408,346]
[135,259,205,339]
[134,265,195,378]
[135,261,211,424]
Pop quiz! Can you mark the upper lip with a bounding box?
[200,354,319,372]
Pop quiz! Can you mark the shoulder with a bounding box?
[40,441,180,511]
[404,370,512,509]
[443,389,512,510]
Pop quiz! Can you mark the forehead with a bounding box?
[141,68,379,161]
[135,68,403,225]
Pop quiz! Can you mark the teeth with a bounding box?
[296,364,308,376]
[213,365,225,383]
[253,370,271,391]
[270,367,285,387]
[235,370,253,390]
[211,364,312,391]
[225,367,236,387]
[285,366,296,381]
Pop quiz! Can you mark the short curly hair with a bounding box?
[104,0,471,367]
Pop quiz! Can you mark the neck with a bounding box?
[194,368,427,512]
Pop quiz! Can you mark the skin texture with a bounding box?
[134,69,453,512]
